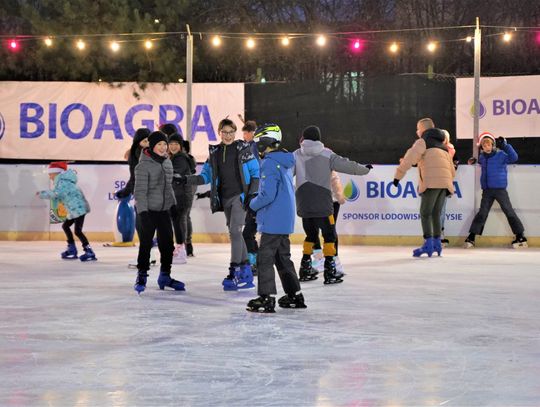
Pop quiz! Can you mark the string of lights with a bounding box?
[2,24,536,54]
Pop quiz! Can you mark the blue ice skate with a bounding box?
[61,243,78,260]
[432,238,443,256]
[157,273,185,291]
[134,272,148,294]
[79,246,97,262]
[236,264,255,289]
[222,264,239,291]
[413,237,435,258]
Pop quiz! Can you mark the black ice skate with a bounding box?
[323,258,344,285]
[298,258,318,282]
[278,293,307,309]
[512,236,528,249]
[246,295,276,313]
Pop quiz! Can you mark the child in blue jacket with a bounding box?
[37,161,96,261]
[246,123,306,313]
[465,132,527,248]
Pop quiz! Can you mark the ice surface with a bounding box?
[1,241,539,406]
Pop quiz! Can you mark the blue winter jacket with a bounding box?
[478,143,518,189]
[196,140,260,213]
[38,169,90,220]
[250,151,296,235]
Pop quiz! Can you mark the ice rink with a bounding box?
[1,241,539,406]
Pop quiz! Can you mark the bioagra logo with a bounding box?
[0,112,5,140]
[344,180,360,202]
[469,101,487,119]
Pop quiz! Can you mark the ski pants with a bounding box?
[223,195,248,264]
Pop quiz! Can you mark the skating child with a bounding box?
[247,123,306,313]
[133,131,184,294]
[160,124,196,264]
[464,132,527,248]
[393,118,455,257]
[176,118,260,291]
[294,125,371,284]
[37,161,96,261]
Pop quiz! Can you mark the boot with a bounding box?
[157,273,185,291]
[134,271,148,294]
[61,243,78,260]
[412,237,435,257]
[79,245,97,262]
[299,257,318,282]
[463,233,476,249]
[323,257,344,284]
[235,263,255,289]
[278,293,307,309]
[246,295,276,313]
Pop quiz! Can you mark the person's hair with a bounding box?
[242,120,257,132]
[218,118,237,132]
[417,118,435,130]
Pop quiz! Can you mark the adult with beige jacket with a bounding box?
[393,118,455,257]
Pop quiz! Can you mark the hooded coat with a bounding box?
[38,169,90,220]
[394,128,456,194]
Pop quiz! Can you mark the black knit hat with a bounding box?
[302,125,321,141]
[159,123,179,136]
[148,131,168,151]
[133,128,151,146]
[168,133,183,145]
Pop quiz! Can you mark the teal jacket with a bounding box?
[38,169,90,220]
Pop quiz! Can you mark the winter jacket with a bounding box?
[294,139,370,218]
[38,169,90,220]
[188,140,259,213]
[134,149,176,213]
[170,151,196,210]
[478,143,518,189]
[250,151,296,235]
[394,128,455,194]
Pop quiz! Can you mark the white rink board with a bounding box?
[1,164,539,237]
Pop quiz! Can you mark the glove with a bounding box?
[173,174,187,185]
[195,191,211,200]
[496,136,507,149]
[467,157,477,165]
[243,193,257,211]
[392,178,400,187]
[365,164,373,170]
[115,189,128,199]
[170,205,179,221]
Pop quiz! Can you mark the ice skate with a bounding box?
[298,258,318,282]
[172,244,187,264]
[222,265,239,291]
[185,242,194,257]
[512,236,528,249]
[79,245,97,262]
[236,264,255,289]
[134,271,148,294]
[413,237,435,257]
[278,293,307,309]
[246,295,276,313]
[441,238,450,247]
[463,238,475,249]
[432,238,443,257]
[323,258,344,285]
[61,243,78,260]
[334,256,345,275]
[311,249,325,272]
[157,273,185,291]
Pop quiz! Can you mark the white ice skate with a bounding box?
[172,244,187,264]
[512,237,528,249]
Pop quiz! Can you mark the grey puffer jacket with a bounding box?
[294,139,371,218]
[134,149,176,213]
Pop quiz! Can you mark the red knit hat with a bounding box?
[47,161,68,174]
[478,132,495,146]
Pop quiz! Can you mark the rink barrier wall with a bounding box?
[1,164,539,246]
